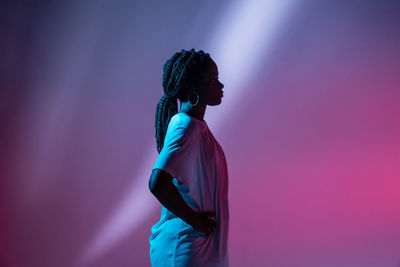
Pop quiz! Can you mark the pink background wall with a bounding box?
[1,0,399,266]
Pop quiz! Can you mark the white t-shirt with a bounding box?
[149,112,229,267]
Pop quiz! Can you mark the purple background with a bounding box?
[1,0,400,266]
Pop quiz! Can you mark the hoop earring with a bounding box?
[193,93,199,106]
[188,92,199,106]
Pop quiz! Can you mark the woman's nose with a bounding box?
[219,81,224,89]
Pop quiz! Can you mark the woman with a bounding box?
[148,48,229,267]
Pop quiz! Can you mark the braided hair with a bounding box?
[155,48,212,153]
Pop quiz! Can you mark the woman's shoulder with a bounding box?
[169,112,199,131]
[164,113,200,144]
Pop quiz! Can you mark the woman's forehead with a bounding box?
[205,62,219,76]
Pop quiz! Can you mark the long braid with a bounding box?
[155,48,211,153]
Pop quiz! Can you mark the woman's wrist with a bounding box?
[184,210,199,228]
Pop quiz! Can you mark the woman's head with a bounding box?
[194,59,224,106]
[155,48,224,153]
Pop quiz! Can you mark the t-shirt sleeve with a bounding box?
[153,122,197,185]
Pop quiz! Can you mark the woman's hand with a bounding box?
[149,170,218,236]
[192,211,217,235]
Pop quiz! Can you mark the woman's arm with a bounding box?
[149,168,216,234]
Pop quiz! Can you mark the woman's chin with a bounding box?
[210,99,222,106]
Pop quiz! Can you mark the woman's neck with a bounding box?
[179,101,206,121]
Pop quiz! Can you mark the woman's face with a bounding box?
[196,61,224,106]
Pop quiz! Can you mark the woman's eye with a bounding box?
[208,78,219,85]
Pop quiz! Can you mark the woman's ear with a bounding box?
[188,85,197,92]
[182,84,194,94]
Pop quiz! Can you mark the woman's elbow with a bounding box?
[149,169,164,193]
[148,169,172,194]
[148,174,158,193]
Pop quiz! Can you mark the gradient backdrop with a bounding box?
[1,0,400,266]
